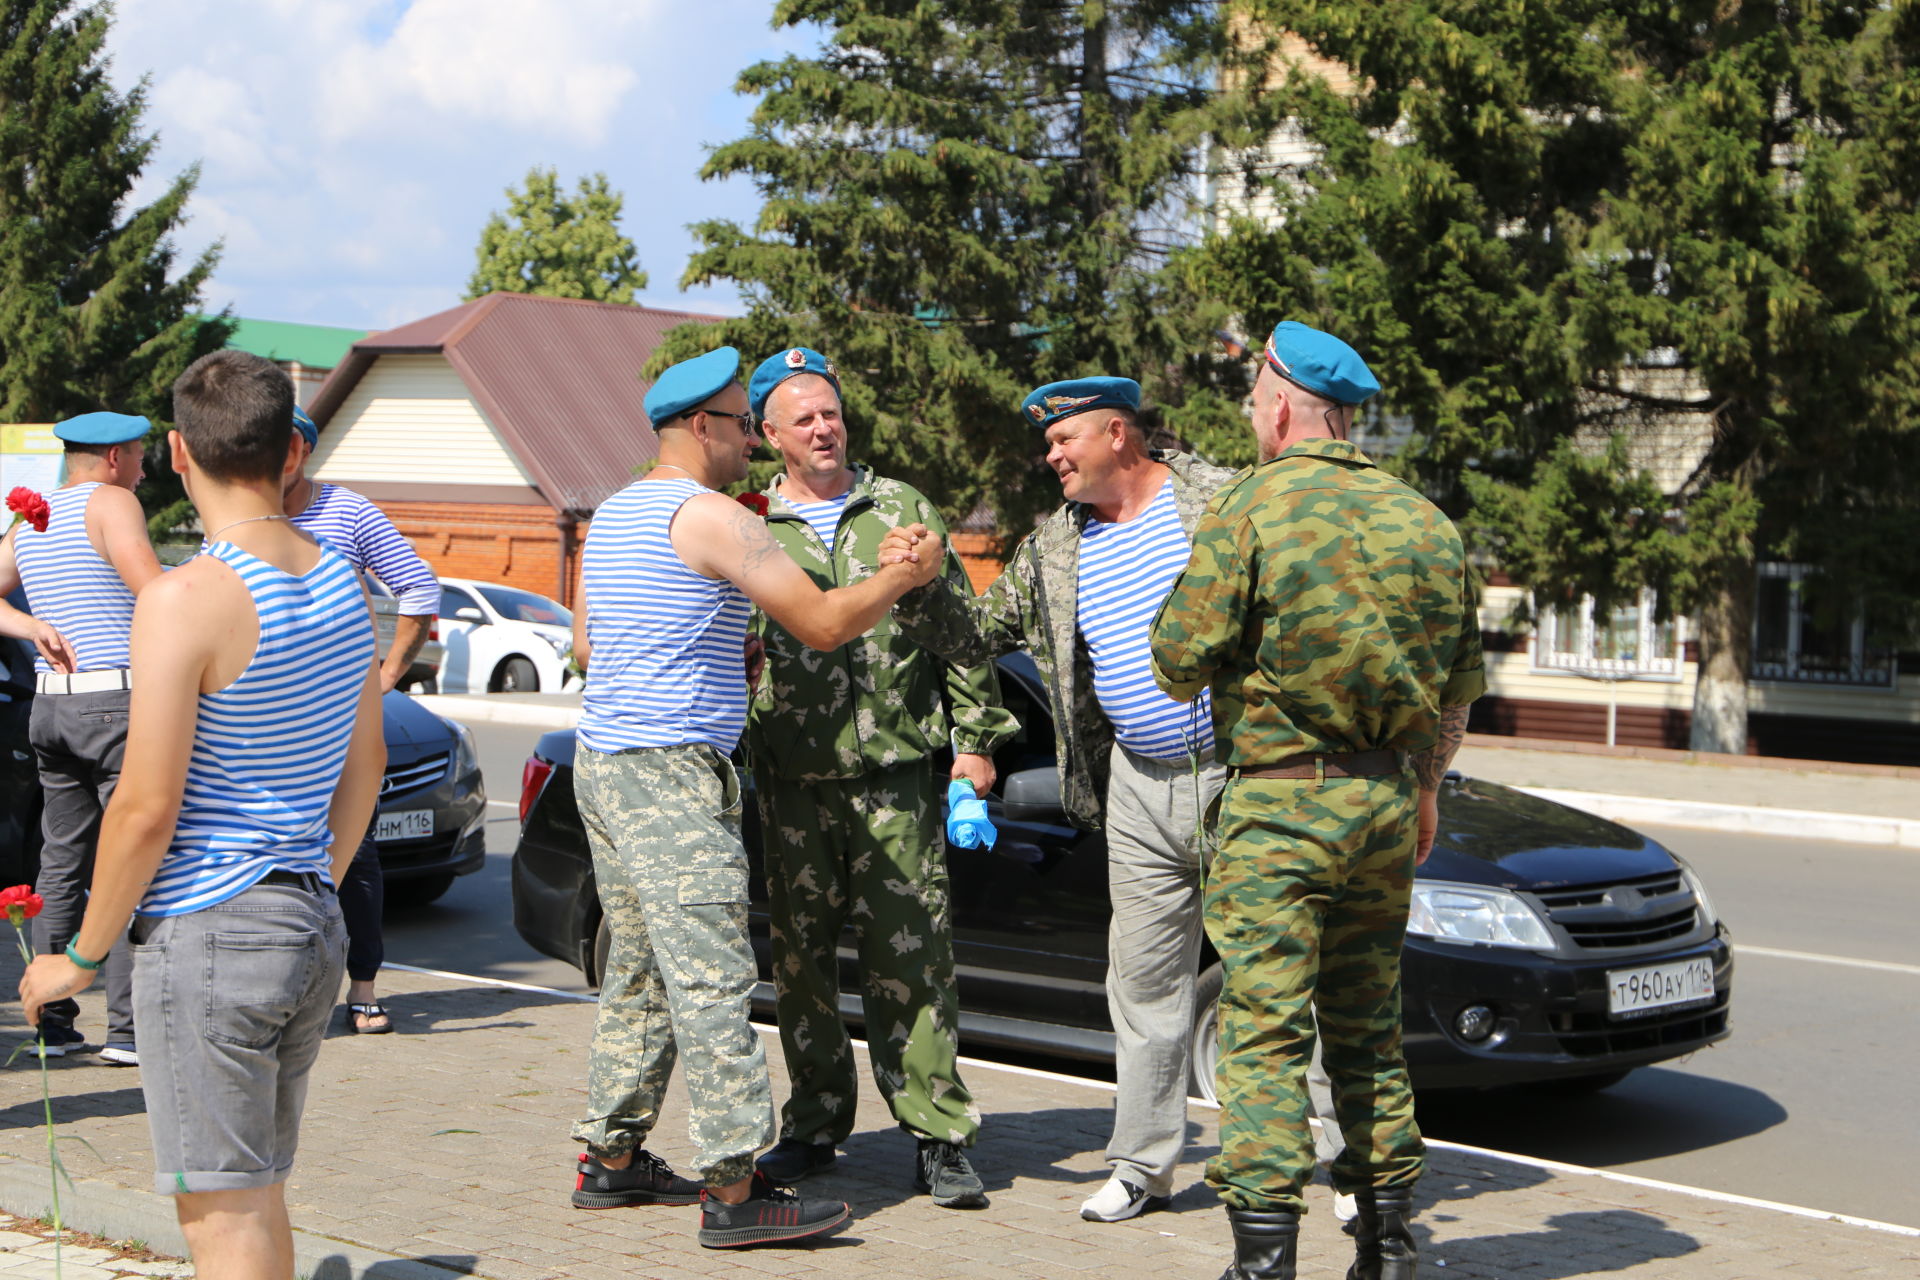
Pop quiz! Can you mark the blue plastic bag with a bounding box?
[945,778,997,850]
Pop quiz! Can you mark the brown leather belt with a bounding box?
[1235,749,1403,780]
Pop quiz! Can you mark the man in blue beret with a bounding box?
[1150,321,1484,1280]
[739,346,1015,1208]
[567,346,947,1249]
[882,373,1242,1225]
[0,410,163,1064]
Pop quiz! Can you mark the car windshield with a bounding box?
[475,584,572,627]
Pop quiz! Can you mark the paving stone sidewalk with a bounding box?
[3,963,1915,1279]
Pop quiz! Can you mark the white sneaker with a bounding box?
[97,1043,139,1067]
[1079,1175,1170,1222]
[1333,1191,1358,1222]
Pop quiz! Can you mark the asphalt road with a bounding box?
[385,720,1920,1227]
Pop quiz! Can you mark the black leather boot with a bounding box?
[1218,1206,1300,1280]
[1346,1187,1417,1280]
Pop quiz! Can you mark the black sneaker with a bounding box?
[24,1023,86,1058]
[698,1172,851,1248]
[914,1138,988,1209]
[571,1150,704,1209]
[754,1137,837,1183]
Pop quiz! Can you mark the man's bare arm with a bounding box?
[677,494,940,650]
[88,483,164,594]
[572,604,590,671]
[1410,704,1471,792]
[380,613,430,693]
[330,643,387,885]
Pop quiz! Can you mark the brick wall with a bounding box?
[950,533,1007,596]
[371,499,586,607]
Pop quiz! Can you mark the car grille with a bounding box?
[1534,871,1700,950]
[382,752,450,798]
[1550,994,1731,1058]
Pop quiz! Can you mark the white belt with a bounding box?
[36,669,132,695]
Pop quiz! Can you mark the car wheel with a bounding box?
[589,914,611,991]
[387,872,456,907]
[492,656,539,694]
[1188,963,1225,1104]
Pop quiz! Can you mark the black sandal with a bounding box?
[347,1001,393,1035]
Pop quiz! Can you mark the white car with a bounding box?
[435,578,574,694]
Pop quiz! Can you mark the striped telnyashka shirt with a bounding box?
[784,492,850,554]
[1077,478,1213,760]
[291,482,438,614]
[577,478,751,755]
[11,483,136,674]
[140,542,375,917]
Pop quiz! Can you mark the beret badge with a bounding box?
[784,348,807,369]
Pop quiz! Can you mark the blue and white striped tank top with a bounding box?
[140,541,376,917]
[11,483,136,673]
[1077,478,1213,760]
[578,478,751,754]
[785,492,850,553]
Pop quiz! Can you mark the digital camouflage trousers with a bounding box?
[1205,771,1425,1212]
[571,744,774,1186]
[757,762,980,1147]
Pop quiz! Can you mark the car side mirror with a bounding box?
[1000,766,1066,823]
[454,607,486,623]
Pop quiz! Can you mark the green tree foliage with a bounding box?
[0,0,231,532]
[1189,1,1920,752]
[466,167,646,304]
[664,0,1272,529]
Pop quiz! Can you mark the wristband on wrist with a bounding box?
[65,941,102,971]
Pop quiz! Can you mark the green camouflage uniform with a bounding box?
[1148,439,1485,1214]
[892,451,1235,830]
[571,743,774,1185]
[747,464,1017,1147]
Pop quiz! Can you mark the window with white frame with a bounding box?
[1531,589,1683,678]
[1750,562,1894,687]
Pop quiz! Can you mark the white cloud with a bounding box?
[101,0,807,328]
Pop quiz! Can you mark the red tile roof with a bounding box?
[309,292,721,514]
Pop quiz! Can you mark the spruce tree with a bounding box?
[663,0,1270,529]
[466,167,646,304]
[0,0,230,530]
[1191,1,1920,753]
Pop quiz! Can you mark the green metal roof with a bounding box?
[223,318,369,369]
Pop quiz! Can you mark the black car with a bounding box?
[0,646,486,904]
[510,655,1732,1094]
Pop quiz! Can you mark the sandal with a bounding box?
[347,1001,394,1035]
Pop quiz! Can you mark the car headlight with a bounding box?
[537,631,571,658]
[442,716,479,778]
[1679,862,1719,928]
[1408,882,1556,951]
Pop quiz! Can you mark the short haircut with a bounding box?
[171,350,295,483]
[63,441,118,459]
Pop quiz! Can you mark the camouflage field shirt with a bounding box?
[1149,439,1485,766]
[893,452,1236,830]
[746,464,1017,783]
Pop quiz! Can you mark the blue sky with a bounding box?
[108,0,817,330]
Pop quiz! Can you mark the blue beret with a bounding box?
[55,411,149,446]
[1021,377,1141,430]
[1263,321,1379,406]
[644,347,742,427]
[292,406,318,448]
[748,347,841,419]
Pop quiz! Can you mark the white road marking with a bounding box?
[1736,944,1920,977]
[386,961,1920,1237]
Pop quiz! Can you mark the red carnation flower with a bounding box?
[1,884,43,926]
[737,492,770,517]
[6,487,50,534]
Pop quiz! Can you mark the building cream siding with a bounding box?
[311,354,535,488]
[1480,584,1920,725]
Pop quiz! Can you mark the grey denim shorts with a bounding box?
[130,877,346,1195]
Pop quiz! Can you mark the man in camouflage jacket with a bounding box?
[889,377,1244,1225]
[1151,322,1484,1280]
[742,348,1016,1209]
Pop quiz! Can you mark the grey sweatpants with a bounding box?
[28,688,135,1042]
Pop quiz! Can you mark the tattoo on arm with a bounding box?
[728,504,783,575]
[1412,704,1471,791]
[393,616,430,668]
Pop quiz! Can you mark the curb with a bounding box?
[410,694,577,730]
[1514,786,1920,849]
[0,1158,493,1279]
